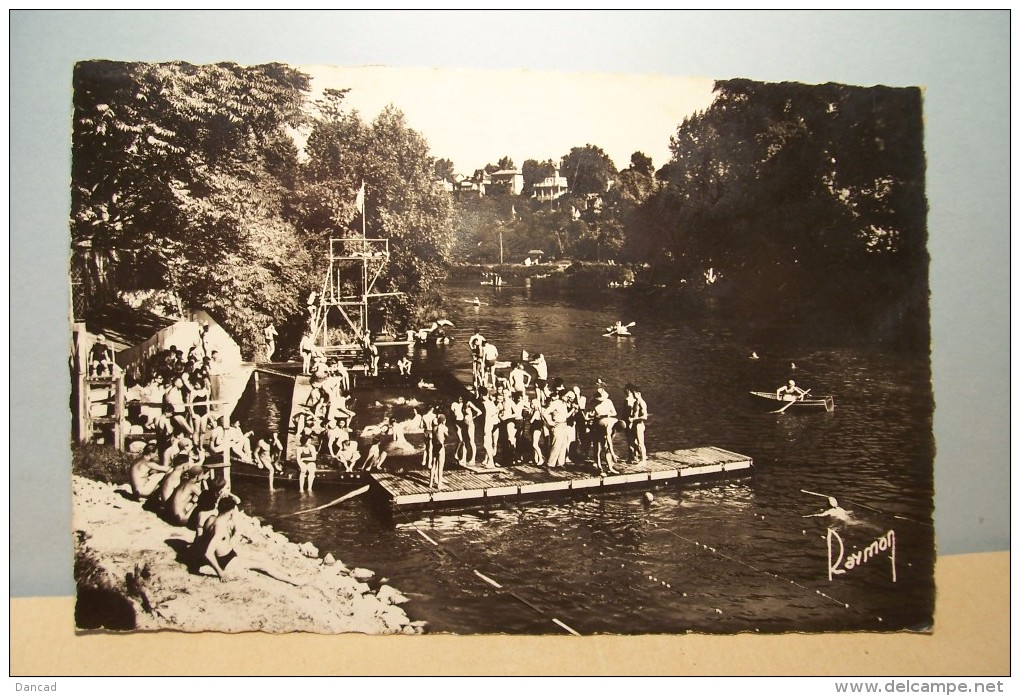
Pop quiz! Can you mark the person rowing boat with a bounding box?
[604,321,634,337]
[776,379,808,402]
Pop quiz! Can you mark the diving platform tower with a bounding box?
[308,237,403,351]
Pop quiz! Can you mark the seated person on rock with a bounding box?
[187,497,302,586]
[129,442,172,500]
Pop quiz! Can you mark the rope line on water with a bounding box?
[643,519,885,623]
[395,507,582,636]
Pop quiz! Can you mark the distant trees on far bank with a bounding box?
[449,79,928,337]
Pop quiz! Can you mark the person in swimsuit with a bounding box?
[129,442,172,500]
[397,355,412,378]
[296,434,318,492]
[168,467,211,526]
[88,333,115,377]
[457,396,482,466]
[162,377,195,439]
[468,330,486,390]
[481,340,499,389]
[361,437,388,472]
[776,379,807,402]
[508,362,531,398]
[417,405,438,471]
[478,387,500,468]
[625,383,649,463]
[253,433,284,490]
[543,387,573,469]
[263,323,278,361]
[589,387,620,474]
[335,438,360,472]
[429,414,449,489]
[299,332,315,375]
[803,496,853,524]
[189,497,301,585]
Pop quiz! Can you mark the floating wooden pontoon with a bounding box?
[370,445,753,510]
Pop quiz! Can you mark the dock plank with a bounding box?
[369,445,753,509]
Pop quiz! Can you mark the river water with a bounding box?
[232,280,935,635]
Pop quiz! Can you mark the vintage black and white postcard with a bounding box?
[70,63,933,636]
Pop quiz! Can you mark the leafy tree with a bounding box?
[521,158,555,198]
[560,144,618,195]
[434,157,456,182]
[496,155,515,171]
[644,78,927,333]
[629,151,654,176]
[297,103,454,328]
[71,60,314,357]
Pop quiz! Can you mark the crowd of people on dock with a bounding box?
[270,325,652,493]
[288,336,405,491]
[411,329,650,489]
[110,316,653,497]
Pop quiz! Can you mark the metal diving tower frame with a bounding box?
[309,237,403,351]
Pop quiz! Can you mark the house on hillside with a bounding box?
[533,167,569,202]
[488,169,524,196]
[454,171,490,198]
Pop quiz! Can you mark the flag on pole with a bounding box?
[354,181,365,215]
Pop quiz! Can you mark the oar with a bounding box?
[279,485,369,517]
[773,389,810,414]
[801,489,839,508]
[604,321,636,335]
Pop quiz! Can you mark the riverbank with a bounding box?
[72,474,426,635]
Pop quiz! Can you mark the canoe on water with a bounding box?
[750,391,835,413]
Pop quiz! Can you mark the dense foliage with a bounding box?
[449,79,927,338]
[72,61,314,356]
[296,96,454,328]
[72,63,455,354]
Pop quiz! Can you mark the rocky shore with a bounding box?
[72,475,425,635]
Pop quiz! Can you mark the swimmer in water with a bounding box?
[803,496,852,524]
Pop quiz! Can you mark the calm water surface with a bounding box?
[233,281,935,635]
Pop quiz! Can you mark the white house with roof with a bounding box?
[488,169,524,196]
[533,167,569,202]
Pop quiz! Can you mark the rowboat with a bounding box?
[230,464,371,490]
[750,391,835,413]
[604,321,635,337]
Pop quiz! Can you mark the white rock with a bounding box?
[376,584,409,606]
[352,567,375,581]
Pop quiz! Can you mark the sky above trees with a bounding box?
[300,65,717,175]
